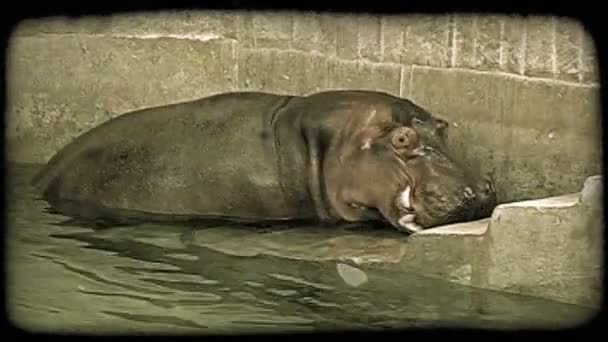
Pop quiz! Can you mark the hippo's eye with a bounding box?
[391,127,418,149]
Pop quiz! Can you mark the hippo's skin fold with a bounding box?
[32,90,497,233]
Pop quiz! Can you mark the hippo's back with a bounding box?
[33,91,307,222]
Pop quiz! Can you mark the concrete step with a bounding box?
[188,175,603,309]
[480,175,603,309]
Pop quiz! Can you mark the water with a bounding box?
[6,163,595,334]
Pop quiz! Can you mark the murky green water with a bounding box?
[6,163,595,334]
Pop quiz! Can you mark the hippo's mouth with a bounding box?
[394,186,423,234]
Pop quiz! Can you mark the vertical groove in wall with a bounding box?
[288,13,294,49]
[404,26,410,56]
[408,65,414,98]
[577,25,585,83]
[450,15,457,68]
[379,16,386,62]
[233,41,239,90]
[520,19,528,75]
[252,15,258,48]
[399,65,405,97]
[498,19,505,68]
[356,16,362,60]
[472,16,478,67]
[551,17,558,77]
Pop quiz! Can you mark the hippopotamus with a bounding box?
[31,90,497,234]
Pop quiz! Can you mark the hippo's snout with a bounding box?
[408,174,498,230]
[473,177,498,217]
[452,177,497,222]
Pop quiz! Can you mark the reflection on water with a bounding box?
[6,163,594,334]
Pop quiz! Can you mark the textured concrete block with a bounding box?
[403,219,490,287]
[380,15,406,63]
[7,35,236,163]
[580,175,603,208]
[327,60,401,97]
[452,15,476,68]
[335,14,359,60]
[524,16,556,78]
[475,16,503,71]
[14,11,238,39]
[401,232,485,287]
[581,28,599,83]
[483,178,603,308]
[237,48,330,95]
[252,11,293,49]
[410,67,602,203]
[106,10,238,38]
[235,11,255,48]
[213,11,238,40]
[357,15,382,62]
[555,18,583,82]
[399,66,412,98]
[14,16,101,35]
[402,15,451,67]
[501,15,526,74]
[292,12,337,56]
[237,48,274,90]
[453,15,502,71]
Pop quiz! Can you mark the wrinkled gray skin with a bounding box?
[31,90,497,234]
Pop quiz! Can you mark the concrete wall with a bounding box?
[6,10,602,204]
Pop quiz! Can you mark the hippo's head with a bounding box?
[394,123,497,229]
[321,95,497,234]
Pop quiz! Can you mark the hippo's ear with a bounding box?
[412,117,449,140]
[412,117,448,129]
[435,118,449,138]
[436,118,449,131]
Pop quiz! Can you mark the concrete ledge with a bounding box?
[185,175,603,309]
[415,218,489,236]
[481,176,603,308]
